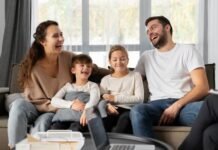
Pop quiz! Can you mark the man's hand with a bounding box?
[80,111,87,126]
[102,94,115,102]
[107,103,119,115]
[71,99,85,111]
[159,102,182,125]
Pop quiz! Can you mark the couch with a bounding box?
[0,63,215,150]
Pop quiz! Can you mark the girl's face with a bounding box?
[109,50,128,73]
[71,63,93,81]
[41,25,64,55]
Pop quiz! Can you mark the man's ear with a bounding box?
[165,24,171,32]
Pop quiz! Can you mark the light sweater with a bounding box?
[135,44,205,100]
[100,71,144,108]
[51,81,100,109]
[24,51,75,112]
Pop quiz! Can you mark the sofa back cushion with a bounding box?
[9,64,22,93]
[8,63,216,98]
[205,63,216,89]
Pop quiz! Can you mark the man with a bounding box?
[130,16,209,138]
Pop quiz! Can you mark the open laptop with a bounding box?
[86,107,155,150]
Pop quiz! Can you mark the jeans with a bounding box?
[8,99,54,147]
[130,98,204,138]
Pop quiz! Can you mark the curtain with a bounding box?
[198,0,218,88]
[0,0,31,87]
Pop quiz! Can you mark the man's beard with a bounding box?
[152,30,167,49]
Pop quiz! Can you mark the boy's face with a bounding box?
[71,63,93,81]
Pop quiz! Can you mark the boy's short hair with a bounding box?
[72,54,93,67]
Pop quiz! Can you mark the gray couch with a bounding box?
[0,63,215,150]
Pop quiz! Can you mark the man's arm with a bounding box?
[176,67,209,107]
[159,67,209,125]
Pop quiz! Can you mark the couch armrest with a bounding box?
[0,87,9,116]
[0,87,9,94]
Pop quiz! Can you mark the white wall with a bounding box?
[0,0,5,56]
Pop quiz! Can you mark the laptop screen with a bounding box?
[86,107,110,150]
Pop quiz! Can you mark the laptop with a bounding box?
[85,107,155,150]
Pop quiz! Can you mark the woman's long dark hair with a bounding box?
[18,20,58,89]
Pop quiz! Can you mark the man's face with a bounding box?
[146,19,168,49]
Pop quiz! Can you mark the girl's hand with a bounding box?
[107,103,119,115]
[102,94,115,102]
[71,99,85,111]
[80,111,87,126]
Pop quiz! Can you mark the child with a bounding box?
[51,54,100,130]
[99,45,144,133]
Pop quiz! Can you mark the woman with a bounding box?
[8,20,75,149]
[179,94,218,150]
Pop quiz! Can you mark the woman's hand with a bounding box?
[71,99,85,111]
[80,111,87,126]
[107,103,119,115]
[102,94,115,102]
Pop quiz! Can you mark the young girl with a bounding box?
[99,45,144,133]
[51,54,100,129]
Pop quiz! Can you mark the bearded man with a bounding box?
[130,16,210,138]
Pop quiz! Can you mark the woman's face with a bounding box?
[41,25,64,55]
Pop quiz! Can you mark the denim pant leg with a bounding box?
[130,99,176,138]
[8,99,39,147]
[178,100,204,126]
[30,112,55,135]
[97,100,107,118]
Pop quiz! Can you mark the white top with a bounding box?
[100,71,144,108]
[51,81,100,109]
[135,44,204,101]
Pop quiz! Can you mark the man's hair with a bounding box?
[71,54,93,67]
[145,16,173,35]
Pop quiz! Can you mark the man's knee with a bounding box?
[179,101,204,125]
[130,104,150,121]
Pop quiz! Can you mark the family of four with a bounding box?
[8,16,218,150]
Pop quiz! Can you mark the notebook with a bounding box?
[85,107,155,150]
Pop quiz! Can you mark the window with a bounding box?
[152,0,198,43]
[32,0,198,67]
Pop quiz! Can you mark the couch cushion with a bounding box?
[0,116,8,128]
[9,64,22,93]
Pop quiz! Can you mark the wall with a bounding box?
[0,0,5,56]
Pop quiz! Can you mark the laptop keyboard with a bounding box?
[110,144,135,150]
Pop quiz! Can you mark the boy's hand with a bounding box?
[71,99,85,111]
[102,94,115,102]
[80,111,87,126]
[107,103,119,115]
